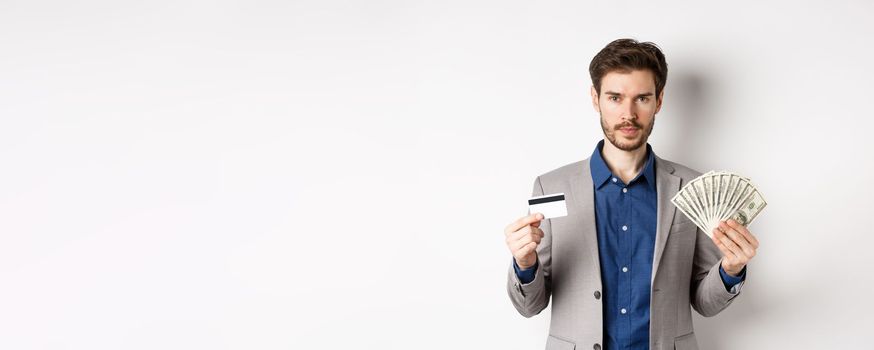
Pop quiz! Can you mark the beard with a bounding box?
[600,113,655,152]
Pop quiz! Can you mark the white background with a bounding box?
[2,0,873,349]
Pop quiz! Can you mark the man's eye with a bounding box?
[609,96,619,101]
[638,97,649,102]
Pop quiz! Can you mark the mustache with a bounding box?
[614,122,641,130]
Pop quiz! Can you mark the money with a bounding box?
[671,171,767,238]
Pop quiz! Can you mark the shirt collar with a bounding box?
[589,140,657,191]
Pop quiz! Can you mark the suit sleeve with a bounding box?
[689,227,744,317]
[506,176,553,318]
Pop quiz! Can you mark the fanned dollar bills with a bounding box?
[670,171,767,238]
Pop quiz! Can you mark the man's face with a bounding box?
[591,69,663,152]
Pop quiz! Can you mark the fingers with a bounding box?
[516,241,538,258]
[712,227,742,258]
[505,213,544,235]
[712,233,737,260]
[718,221,756,259]
[509,227,543,251]
[509,225,544,242]
[712,224,755,264]
[504,213,545,253]
[726,219,759,248]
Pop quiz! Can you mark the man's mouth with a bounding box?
[618,127,639,135]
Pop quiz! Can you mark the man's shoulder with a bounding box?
[536,159,590,184]
[656,157,703,181]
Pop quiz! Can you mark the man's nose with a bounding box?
[620,101,637,121]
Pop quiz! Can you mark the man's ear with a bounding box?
[590,85,600,113]
[654,89,665,114]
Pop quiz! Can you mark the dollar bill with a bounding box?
[670,171,767,238]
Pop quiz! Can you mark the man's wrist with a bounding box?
[721,261,744,277]
[513,258,538,284]
[516,261,535,270]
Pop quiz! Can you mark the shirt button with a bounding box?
[622,225,628,231]
[622,188,627,193]
[594,344,601,350]
[612,177,617,183]
[620,308,627,314]
[622,266,628,272]
[594,290,601,299]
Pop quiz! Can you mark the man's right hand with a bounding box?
[504,213,545,270]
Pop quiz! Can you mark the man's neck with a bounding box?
[601,139,648,184]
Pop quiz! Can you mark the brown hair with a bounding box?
[589,38,668,96]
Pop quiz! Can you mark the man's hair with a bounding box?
[589,38,668,96]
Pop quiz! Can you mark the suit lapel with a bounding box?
[568,158,602,281]
[651,156,681,284]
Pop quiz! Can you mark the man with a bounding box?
[504,39,759,350]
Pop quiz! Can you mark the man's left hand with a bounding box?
[712,219,759,276]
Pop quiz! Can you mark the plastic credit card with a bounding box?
[527,193,567,219]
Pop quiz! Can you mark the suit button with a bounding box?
[594,290,601,299]
[594,343,601,350]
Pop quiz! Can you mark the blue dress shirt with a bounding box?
[514,141,745,349]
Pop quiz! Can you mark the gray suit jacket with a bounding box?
[507,156,743,350]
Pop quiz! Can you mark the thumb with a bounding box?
[531,213,544,228]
